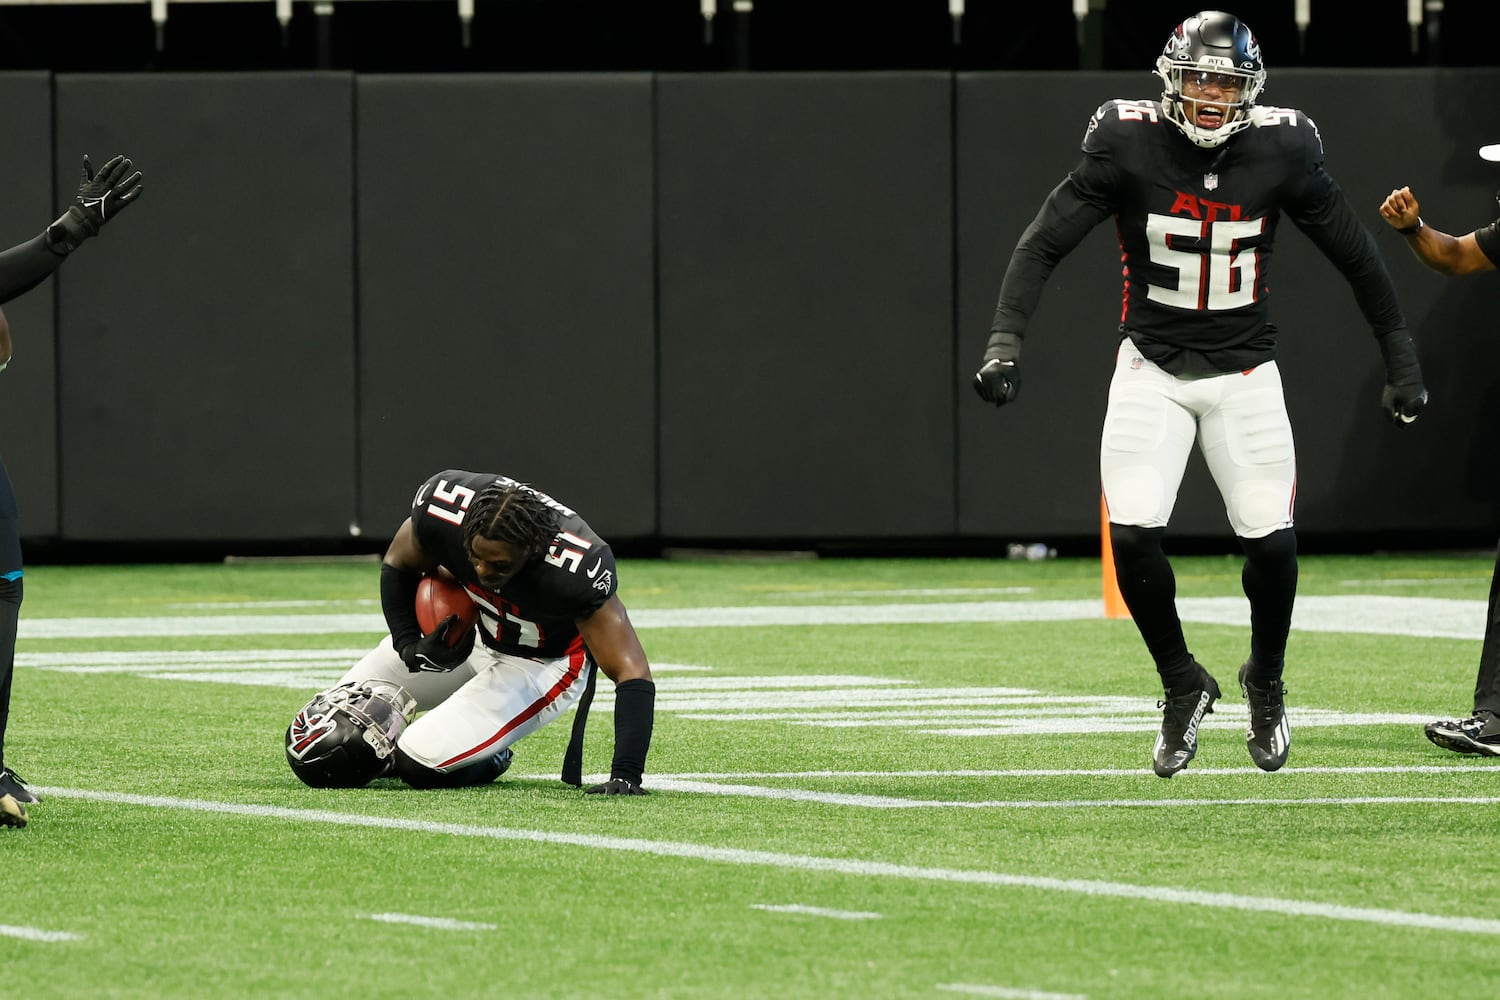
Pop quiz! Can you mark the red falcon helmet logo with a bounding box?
[286,708,338,760]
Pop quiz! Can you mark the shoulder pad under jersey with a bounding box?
[1247,105,1325,162]
[1082,99,1164,154]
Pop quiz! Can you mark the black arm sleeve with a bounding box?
[1286,170,1406,337]
[990,164,1114,341]
[0,233,65,305]
[379,563,423,656]
[609,678,655,785]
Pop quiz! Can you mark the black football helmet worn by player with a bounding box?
[1155,10,1266,149]
[285,679,418,788]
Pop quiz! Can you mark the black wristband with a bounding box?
[379,563,423,655]
[1396,218,1423,236]
[609,678,656,786]
[44,206,97,256]
[1377,329,1423,384]
[982,330,1022,364]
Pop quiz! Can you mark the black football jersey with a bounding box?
[408,469,617,659]
[991,99,1406,375]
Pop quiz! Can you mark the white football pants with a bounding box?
[337,636,591,772]
[1100,338,1297,539]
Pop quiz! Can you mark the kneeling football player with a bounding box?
[285,470,655,796]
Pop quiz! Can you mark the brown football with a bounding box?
[415,572,479,646]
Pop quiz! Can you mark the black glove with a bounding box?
[584,778,648,795]
[1377,329,1429,426]
[46,154,144,256]
[972,331,1022,407]
[398,614,475,673]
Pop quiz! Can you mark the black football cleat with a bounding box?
[0,793,26,828]
[1153,662,1221,778]
[1238,661,1290,772]
[0,768,38,804]
[1424,714,1500,757]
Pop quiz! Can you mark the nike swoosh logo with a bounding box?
[586,558,602,578]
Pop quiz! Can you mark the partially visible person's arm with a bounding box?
[0,306,10,371]
[577,596,655,793]
[0,235,64,306]
[1379,185,1497,277]
[0,153,144,305]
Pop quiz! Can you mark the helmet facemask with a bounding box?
[1155,12,1267,149]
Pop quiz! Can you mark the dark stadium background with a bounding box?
[0,0,1495,561]
[0,0,1495,73]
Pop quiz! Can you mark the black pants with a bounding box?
[0,455,21,765]
[1475,540,1500,717]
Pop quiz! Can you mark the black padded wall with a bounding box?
[956,72,1139,539]
[355,74,656,543]
[656,73,954,540]
[3,68,1493,551]
[0,74,59,540]
[1266,69,1500,536]
[956,69,1500,543]
[54,74,357,542]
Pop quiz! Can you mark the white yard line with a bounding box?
[364,913,496,931]
[18,614,385,638]
[0,924,82,942]
[764,587,1035,598]
[749,903,882,920]
[937,984,1086,1000]
[639,778,1500,810]
[658,764,1500,779]
[1338,578,1483,588]
[167,600,379,609]
[29,787,1500,938]
[15,594,1493,639]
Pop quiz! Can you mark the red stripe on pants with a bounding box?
[438,641,588,769]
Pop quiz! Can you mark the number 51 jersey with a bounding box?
[409,469,617,659]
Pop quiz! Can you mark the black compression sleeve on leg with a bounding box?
[379,563,423,655]
[0,577,18,762]
[393,746,508,789]
[1240,528,1298,683]
[609,678,655,786]
[1110,524,1193,687]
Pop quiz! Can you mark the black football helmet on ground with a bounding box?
[285,679,418,788]
[1155,10,1267,149]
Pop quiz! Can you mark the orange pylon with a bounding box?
[1100,494,1131,620]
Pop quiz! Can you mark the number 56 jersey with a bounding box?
[991,98,1405,376]
[409,469,617,659]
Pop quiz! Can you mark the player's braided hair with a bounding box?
[462,480,561,560]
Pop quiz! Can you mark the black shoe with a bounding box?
[0,793,25,828]
[1239,662,1290,772]
[0,768,38,804]
[1153,663,1221,778]
[1424,714,1500,756]
[494,747,514,777]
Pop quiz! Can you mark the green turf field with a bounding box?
[2,552,1498,998]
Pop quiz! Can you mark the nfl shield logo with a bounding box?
[1204,172,1219,191]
